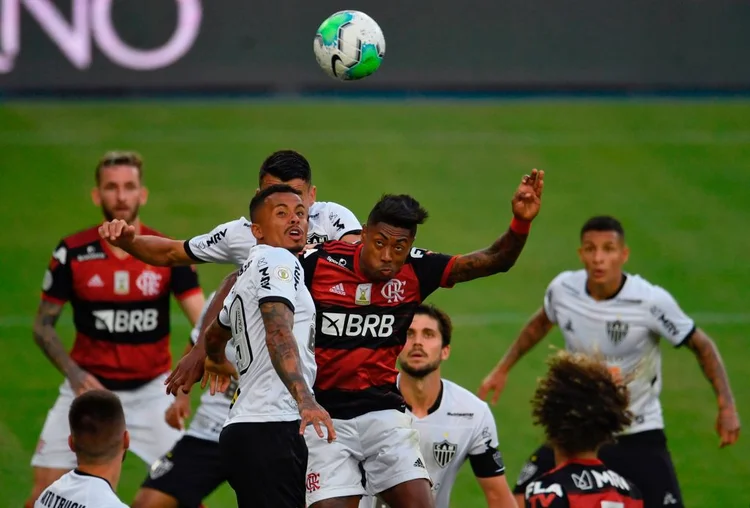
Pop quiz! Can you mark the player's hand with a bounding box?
[511,169,544,222]
[299,397,337,443]
[478,366,508,405]
[165,345,207,395]
[69,368,106,396]
[717,404,740,448]
[165,393,192,430]
[201,356,239,396]
[98,219,136,248]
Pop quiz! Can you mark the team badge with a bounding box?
[114,270,130,295]
[432,440,458,468]
[308,233,328,244]
[355,284,372,305]
[136,270,162,297]
[381,279,406,303]
[606,320,629,345]
[149,456,174,479]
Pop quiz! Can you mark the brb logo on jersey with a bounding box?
[93,309,159,333]
[321,312,395,338]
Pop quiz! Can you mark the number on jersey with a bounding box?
[229,296,254,375]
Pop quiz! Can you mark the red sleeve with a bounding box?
[409,248,458,301]
[41,240,72,304]
[170,264,202,300]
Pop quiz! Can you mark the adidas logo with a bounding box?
[329,283,346,296]
[87,274,104,288]
[413,458,425,469]
[663,493,678,505]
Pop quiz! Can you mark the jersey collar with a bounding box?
[398,373,444,416]
[73,468,116,493]
[585,273,628,300]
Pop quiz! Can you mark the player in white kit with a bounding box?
[35,390,129,508]
[200,184,335,508]
[98,149,362,396]
[360,304,516,508]
[478,216,740,508]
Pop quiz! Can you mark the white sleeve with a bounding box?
[648,286,696,347]
[542,274,565,324]
[469,403,500,456]
[184,218,254,265]
[218,286,235,329]
[256,249,301,312]
[324,202,362,240]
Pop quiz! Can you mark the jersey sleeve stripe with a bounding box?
[675,324,697,348]
[439,255,459,288]
[182,240,205,263]
[40,293,67,305]
[258,296,295,313]
[174,287,203,301]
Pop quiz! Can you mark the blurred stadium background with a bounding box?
[1,0,749,506]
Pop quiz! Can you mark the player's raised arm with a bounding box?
[444,169,543,286]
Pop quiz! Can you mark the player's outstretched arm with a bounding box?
[445,169,544,285]
[203,318,239,396]
[478,307,554,404]
[98,219,193,266]
[165,270,239,395]
[260,302,337,442]
[33,300,104,395]
[684,329,741,447]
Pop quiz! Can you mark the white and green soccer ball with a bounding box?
[313,10,385,81]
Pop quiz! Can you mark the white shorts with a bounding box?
[304,409,431,506]
[31,373,183,469]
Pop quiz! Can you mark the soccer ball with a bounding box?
[313,10,385,81]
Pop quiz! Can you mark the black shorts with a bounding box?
[219,420,308,508]
[513,430,683,508]
[141,435,226,508]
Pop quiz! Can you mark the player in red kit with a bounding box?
[26,152,205,508]
[299,170,544,508]
[524,351,643,508]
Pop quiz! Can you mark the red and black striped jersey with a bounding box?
[41,225,202,389]
[300,241,457,420]
[525,459,643,508]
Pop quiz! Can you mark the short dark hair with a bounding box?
[68,390,126,464]
[580,215,625,240]
[414,304,453,347]
[249,184,303,223]
[258,150,312,185]
[531,351,632,457]
[367,194,429,236]
[95,151,143,184]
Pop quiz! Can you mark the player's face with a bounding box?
[258,175,316,209]
[578,231,630,285]
[359,223,414,282]
[251,192,308,252]
[91,165,147,224]
[399,314,450,378]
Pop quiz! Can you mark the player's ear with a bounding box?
[255,187,261,196]
[68,435,75,453]
[139,186,149,206]
[622,244,630,264]
[123,429,130,451]
[309,184,317,203]
[250,222,263,241]
[577,246,584,264]
[441,345,451,361]
[91,187,101,207]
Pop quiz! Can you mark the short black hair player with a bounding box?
[299,170,544,508]
[479,215,740,508]
[524,351,643,508]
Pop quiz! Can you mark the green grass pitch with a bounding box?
[0,100,748,506]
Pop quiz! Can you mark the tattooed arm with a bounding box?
[259,302,313,403]
[478,308,554,403]
[446,228,528,285]
[33,300,104,394]
[445,169,544,285]
[684,329,741,447]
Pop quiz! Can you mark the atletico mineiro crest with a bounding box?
[433,440,458,468]
[606,320,629,345]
